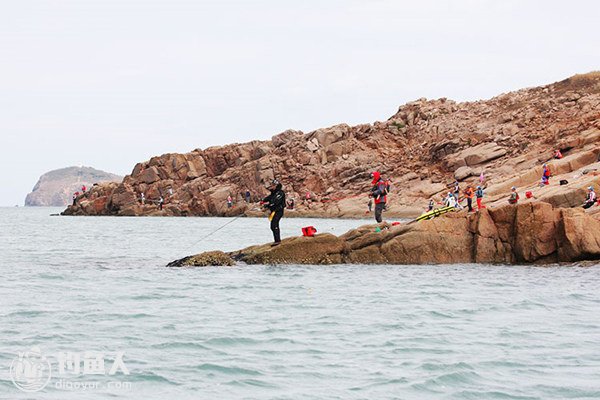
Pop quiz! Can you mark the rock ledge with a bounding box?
[168,201,600,266]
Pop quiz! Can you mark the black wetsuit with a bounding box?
[263,184,286,243]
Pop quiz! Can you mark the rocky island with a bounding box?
[26,166,122,207]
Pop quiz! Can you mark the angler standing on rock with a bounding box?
[464,185,475,212]
[369,171,388,223]
[475,186,486,210]
[262,179,286,246]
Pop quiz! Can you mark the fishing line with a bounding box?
[169,206,263,261]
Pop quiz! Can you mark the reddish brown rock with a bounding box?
[171,201,600,266]
[63,72,600,218]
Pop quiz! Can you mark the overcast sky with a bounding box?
[1,0,598,206]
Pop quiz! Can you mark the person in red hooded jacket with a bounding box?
[369,171,388,223]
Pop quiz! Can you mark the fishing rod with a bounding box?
[178,206,263,255]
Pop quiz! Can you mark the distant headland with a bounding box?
[26,166,122,207]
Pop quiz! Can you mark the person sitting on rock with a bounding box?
[508,186,519,204]
[541,163,551,186]
[582,186,596,209]
[262,179,286,246]
[554,149,563,159]
[369,171,388,223]
[475,186,486,210]
[444,192,457,208]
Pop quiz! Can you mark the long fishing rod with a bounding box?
[179,206,263,255]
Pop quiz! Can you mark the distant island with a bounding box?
[25,166,122,207]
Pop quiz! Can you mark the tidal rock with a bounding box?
[166,251,234,267]
[168,201,600,266]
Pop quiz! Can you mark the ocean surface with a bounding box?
[1,207,600,399]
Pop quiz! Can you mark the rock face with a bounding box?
[25,167,122,207]
[170,201,600,266]
[63,72,600,217]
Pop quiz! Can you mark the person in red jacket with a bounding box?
[554,149,563,159]
[541,163,551,185]
[369,171,388,223]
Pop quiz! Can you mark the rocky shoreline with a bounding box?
[167,200,600,267]
[56,72,600,266]
[62,73,600,220]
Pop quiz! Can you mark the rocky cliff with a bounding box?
[167,201,600,266]
[26,167,122,207]
[63,72,600,217]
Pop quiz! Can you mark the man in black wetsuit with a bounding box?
[262,179,286,246]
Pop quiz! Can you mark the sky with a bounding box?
[1,0,598,206]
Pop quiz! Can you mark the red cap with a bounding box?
[371,171,381,184]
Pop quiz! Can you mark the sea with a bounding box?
[1,206,599,399]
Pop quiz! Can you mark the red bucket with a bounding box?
[302,226,317,237]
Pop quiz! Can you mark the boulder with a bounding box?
[461,142,507,166]
[311,124,349,147]
[272,129,303,148]
[445,142,507,169]
[411,180,447,197]
[110,183,137,208]
[139,167,161,184]
[306,138,320,152]
[454,166,474,181]
[558,208,600,260]
[325,142,348,158]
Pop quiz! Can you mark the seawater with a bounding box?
[1,207,599,399]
